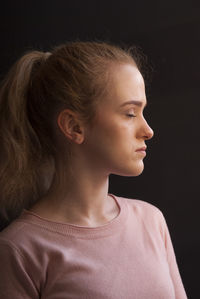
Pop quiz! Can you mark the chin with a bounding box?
[125,169,144,177]
[114,162,144,177]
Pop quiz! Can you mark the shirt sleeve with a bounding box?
[0,240,39,299]
[159,212,188,299]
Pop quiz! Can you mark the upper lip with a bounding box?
[136,146,147,151]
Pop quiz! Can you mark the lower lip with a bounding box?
[136,150,146,156]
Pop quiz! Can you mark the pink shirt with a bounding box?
[0,194,187,298]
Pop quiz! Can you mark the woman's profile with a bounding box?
[0,41,187,298]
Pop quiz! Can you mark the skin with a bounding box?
[30,63,154,227]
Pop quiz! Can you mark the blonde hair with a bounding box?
[0,41,145,228]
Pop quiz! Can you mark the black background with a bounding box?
[1,1,199,297]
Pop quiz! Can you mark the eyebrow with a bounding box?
[120,100,147,108]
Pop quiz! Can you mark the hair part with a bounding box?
[0,41,149,229]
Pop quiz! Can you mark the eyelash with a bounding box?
[126,114,136,118]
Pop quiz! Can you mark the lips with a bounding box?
[135,146,147,157]
[136,146,147,152]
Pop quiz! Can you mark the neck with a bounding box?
[30,157,119,226]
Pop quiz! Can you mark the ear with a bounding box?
[57,109,84,144]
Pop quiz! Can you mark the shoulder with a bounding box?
[0,217,30,251]
[115,195,167,234]
[117,195,163,216]
[0,210,48,253]
[0,217,46,295]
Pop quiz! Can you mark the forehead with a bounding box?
[106,63,146,108]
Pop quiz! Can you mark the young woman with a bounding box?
[0,41,187,298]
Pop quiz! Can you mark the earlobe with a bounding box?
[57,109,84,144]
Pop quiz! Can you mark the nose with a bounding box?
[142,117,154,140]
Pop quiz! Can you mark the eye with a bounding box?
[126,108,136,118]
[126,113,136,118]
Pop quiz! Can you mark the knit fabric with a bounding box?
[0,194,187,298]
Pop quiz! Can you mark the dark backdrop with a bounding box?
[1,1,199,297]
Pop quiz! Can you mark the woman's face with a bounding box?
[82,63,154,177]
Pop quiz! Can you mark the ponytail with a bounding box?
[0,51,53,229]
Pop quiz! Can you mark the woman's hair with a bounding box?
[0,41,147,229]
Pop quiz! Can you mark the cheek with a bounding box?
[101,120,135,149]
[85,124,118,162]
[86,113,137,157]
[100,125,136,163]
